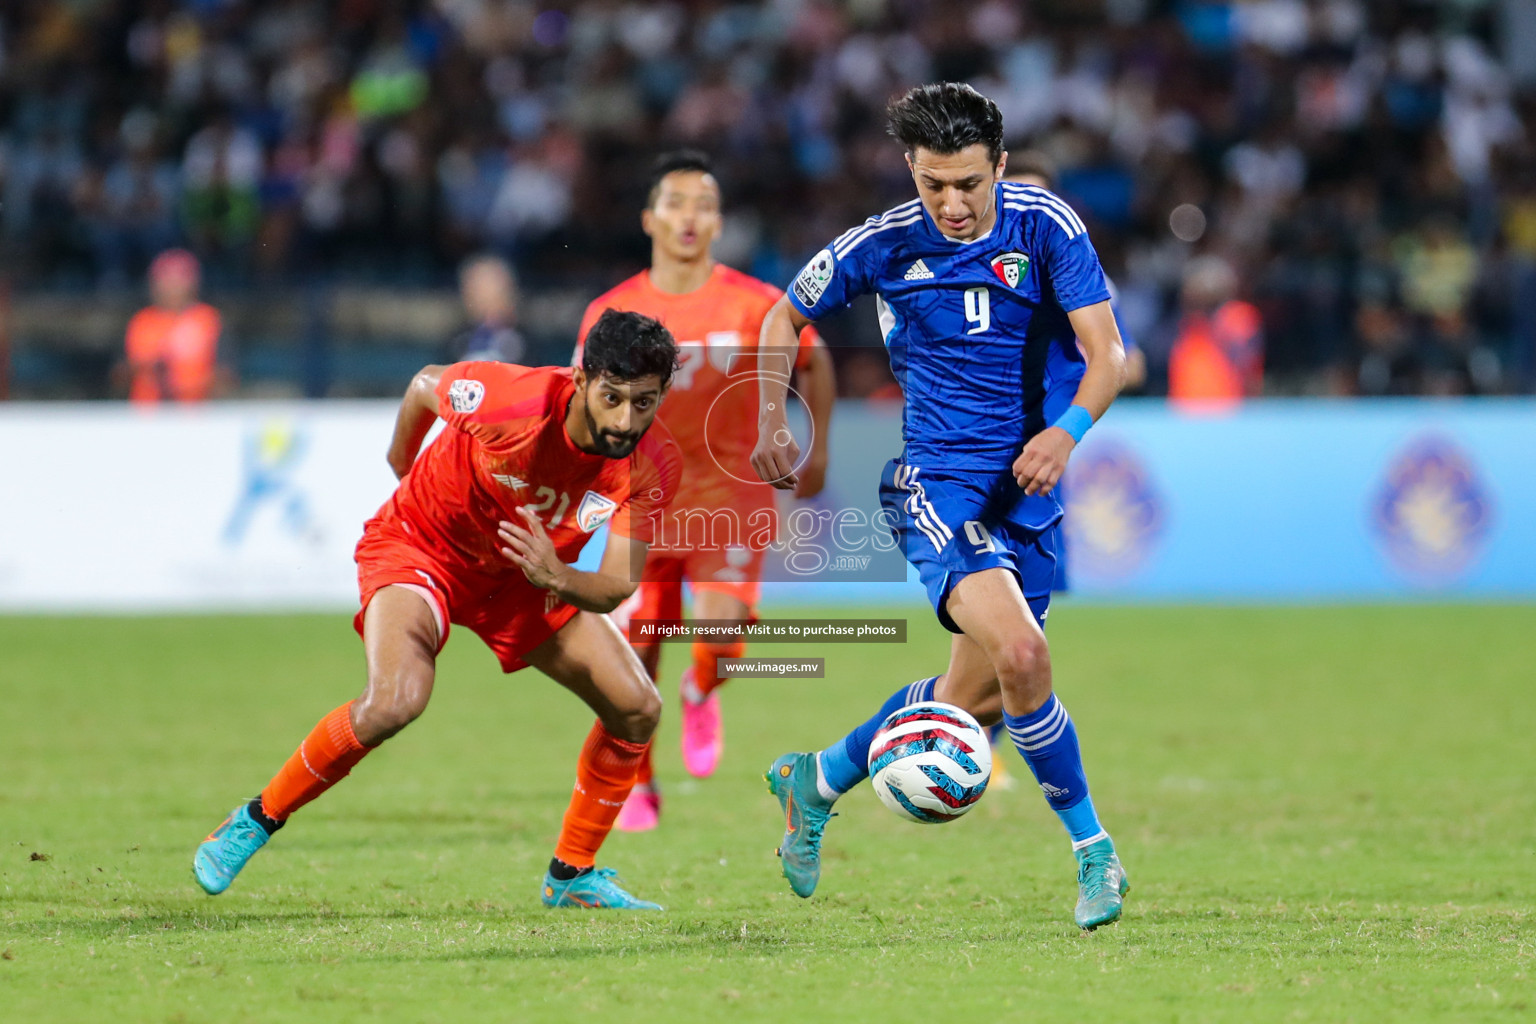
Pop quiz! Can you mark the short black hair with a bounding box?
[887,83,1005,165]
[1006,149,1058,189]
[581,308,679,387]
[646,149,715,207]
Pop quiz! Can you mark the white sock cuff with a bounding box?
[1071,829,1110,852]
[813,752,842,803]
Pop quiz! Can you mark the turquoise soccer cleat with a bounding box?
[765,752,836,898]
[194,803,273,895]
[541,867,663,910]
[1073,836,1131,930]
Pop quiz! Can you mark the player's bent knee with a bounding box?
[354,677,431,744]
[992,634,1051,692]
[354,700,425,745]
[610,684,662,744]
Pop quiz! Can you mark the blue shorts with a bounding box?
[879,458,1061,634]
[1052,479,1070,593]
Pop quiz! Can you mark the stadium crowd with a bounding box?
[2,0,1534,395]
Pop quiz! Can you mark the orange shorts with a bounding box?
[353,524,579,673]
[609,547,763,645]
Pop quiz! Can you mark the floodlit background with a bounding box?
[1,0,1532,607]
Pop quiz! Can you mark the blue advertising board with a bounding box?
[749,399,1535,604]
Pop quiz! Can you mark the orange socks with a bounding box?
[632,744,655,789]
[554,721,650,867]
[258,707,647,870]
[259,703,373,821]
[691,639,745,698]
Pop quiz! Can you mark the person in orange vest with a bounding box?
[1167,255,1263,409]
[121,249,226,404]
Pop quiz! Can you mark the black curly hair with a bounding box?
[887,82,1005,164]
[581,308,679,386]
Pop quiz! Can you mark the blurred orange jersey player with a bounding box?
[192,310,687,911]
[123,249,223,404]
[573,151,836,830]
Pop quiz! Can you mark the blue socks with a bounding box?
[815,677,937,801]
[814,679,1106,851]
[1004,693,1106,848]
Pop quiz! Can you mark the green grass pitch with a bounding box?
[2,604,1533,1022]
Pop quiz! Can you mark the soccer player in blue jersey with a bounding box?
[978,156,1148,792]
[751,83,1131,929]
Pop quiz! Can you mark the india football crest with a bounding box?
[990,251,1030,288]
[576,490,619,533]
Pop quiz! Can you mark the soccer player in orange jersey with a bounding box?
[573,151,836,831]
[120,249,225,404]
[193,310,683,910]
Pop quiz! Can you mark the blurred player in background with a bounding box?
[118,248,226,404]
[452,252,527,363]
[754,84,1131,929]
[194,310,682,910]
[574,150,835,832]
[1169,254,1264,408]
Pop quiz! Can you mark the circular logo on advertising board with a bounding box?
[1062,440,1164,580]
[1372,436,1492,579]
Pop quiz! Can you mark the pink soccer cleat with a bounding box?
[614,784,661,832]
[679,667,724,778]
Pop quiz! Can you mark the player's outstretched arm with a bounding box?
[792,341,836,499]
[1012,300,1126,496]
[497,508,642,613]
[387,364,445,479]
[753,296,813,490]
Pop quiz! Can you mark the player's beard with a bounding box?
[584,404,641,459]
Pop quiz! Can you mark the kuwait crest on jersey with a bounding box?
[576,490,619,532]
[990,251,1029,288]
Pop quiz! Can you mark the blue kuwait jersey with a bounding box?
[788,182,1111,473]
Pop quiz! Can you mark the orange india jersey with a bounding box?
[575,265,817,530]
[371,362,681,572]
[125,302,221,404]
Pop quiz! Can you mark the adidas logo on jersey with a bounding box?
[491,474,528,490]
[904,259,935,280]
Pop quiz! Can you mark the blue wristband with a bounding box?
[1052,405,1094,444]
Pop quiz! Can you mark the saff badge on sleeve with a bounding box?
[448,378,485,413]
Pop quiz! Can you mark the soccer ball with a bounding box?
[867,702,991,824]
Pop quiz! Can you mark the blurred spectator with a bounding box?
[1,0,1534,396]
[1168,256,1264,409]
[181,113,262,265]
[90,123,180,286]
[451,253,525,363]
[118,249,226,404]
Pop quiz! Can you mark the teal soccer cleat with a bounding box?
[194,803,273,895]
[541,867,663,910]
[765,752,836,898]
[1074,836,1131,930]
